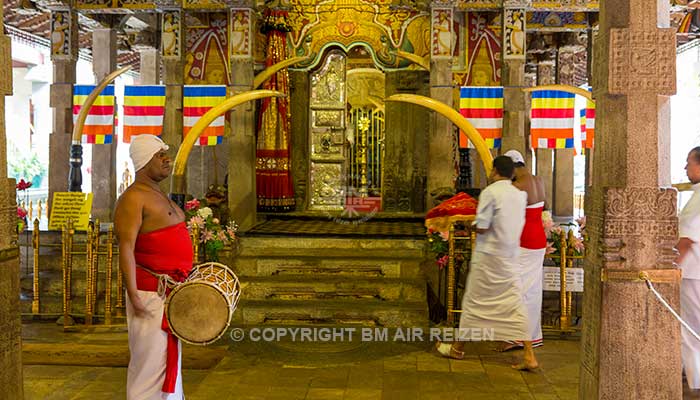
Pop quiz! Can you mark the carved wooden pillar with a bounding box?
[0,1,23,395]
[48,9,78,210]
[161,9,184,195]
[501,3,528,156]
[91,28,118,221]
[580,0,680,398]
[535,61,555,209]
[553,45,576,217]
[228,8,256,231]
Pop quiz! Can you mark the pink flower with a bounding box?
[201,229,214,242]
[438,231,449,241]
[545,241,556,255]
[436,254,449,269]
[576,216,586,231]
[185,199,200,211]
[571,236,585,253]
[550,226,563,236]
[226,227,237,239]
[187,215,205,230]
[217,230,228,242]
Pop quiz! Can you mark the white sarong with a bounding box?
[518,247,545,345]
[682,279,700,389]
[126,290,184,400]
[459,250,528,341]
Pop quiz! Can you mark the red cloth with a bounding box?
[520,206,546,249]
[134,222,193,394]
[425,192,478,220]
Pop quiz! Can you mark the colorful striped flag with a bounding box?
[183,85,226,146]
[123,85,166,143]
[580,108,587,150]
[73,85,114,144]
[459,87,503,149]
[530,90,575,149]
[584,98,595,149]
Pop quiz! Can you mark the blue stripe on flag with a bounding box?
[531,90,575,99]
[580,109,586,118]
[460,87,504,98]
[73,85,114,96]
[184,86,227,97]
[125,85,166,97]
[565,138,574,148]
[493,138,502,148]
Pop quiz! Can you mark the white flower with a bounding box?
[197,207,213,219]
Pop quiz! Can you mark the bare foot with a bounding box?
[511,361,539,371]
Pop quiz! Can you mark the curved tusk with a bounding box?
[385,94,493,176]
[171,89,285,196]
[393,50,430,71]
[71,66,131,143]
[253,57,309,89]
[522,84,593,101]
[673,182,692,192]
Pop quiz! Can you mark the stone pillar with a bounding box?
[553,46,576,217]
[536,61,555,209]
[427,58,455,207]
[500,5,527,156]
[139,48,160,85]
[161,10,184,195]
[289,70,309,212]
[0,3,23,394]
[90,29,118,221]
[49,59,76,206]
[580,0,680,398]
[228,59,256,231]
[48,9,78,211]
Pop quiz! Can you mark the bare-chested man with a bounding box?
[498,149,547,353]
[114,134,192,399]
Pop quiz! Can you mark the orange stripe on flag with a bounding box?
[82,125,113,135]
[530,128,574,139]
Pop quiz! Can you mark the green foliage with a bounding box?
[8,151,46,185]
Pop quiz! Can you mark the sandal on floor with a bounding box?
[435,341,465,360]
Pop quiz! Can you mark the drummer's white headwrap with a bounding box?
[129,135,169,172]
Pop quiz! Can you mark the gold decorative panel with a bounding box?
[310,52,346,108]
[311,110,344,129]
[309,162,345,211]
[162,10,182,59]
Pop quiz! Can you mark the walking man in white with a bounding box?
[496,150,547,352]
[678,146,700,390]
[436,156,539,370]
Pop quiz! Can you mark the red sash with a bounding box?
[134,222,193,394]
[520,206,546,250]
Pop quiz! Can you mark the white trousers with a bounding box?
[517,247,545,344]
[682,279,700,390]
[126,290,184,400]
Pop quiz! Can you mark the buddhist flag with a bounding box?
[530,90,575,149]
[459,87,503,149]
[580,108,587,150]
[73,85,114,144]
[123,85,166,143]
[183,85,226,146]
[584,98,595,149]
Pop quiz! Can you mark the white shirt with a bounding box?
[474,179,527,258]
[680,182,700,280]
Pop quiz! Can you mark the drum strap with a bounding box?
[136,265,180,298]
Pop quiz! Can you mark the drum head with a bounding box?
[166,282,231,345]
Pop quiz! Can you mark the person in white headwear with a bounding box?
[495,149,547,352]
[678,147,700,390]
[436,156,538,370]
[114,134,192,399]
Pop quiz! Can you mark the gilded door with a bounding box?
[308,50,347,211]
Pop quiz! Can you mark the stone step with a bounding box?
[233,236,426,259]
[233,299,428,327]
[233,257,422,279]
[241,276,425,302]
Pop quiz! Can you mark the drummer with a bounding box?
[114,134,193,399]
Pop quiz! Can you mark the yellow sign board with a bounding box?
[49,192,93,231]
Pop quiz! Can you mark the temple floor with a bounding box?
[21,322,700,399]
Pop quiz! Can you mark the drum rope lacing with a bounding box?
[137,265,181,298]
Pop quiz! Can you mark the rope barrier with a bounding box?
[642,274,700,343]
